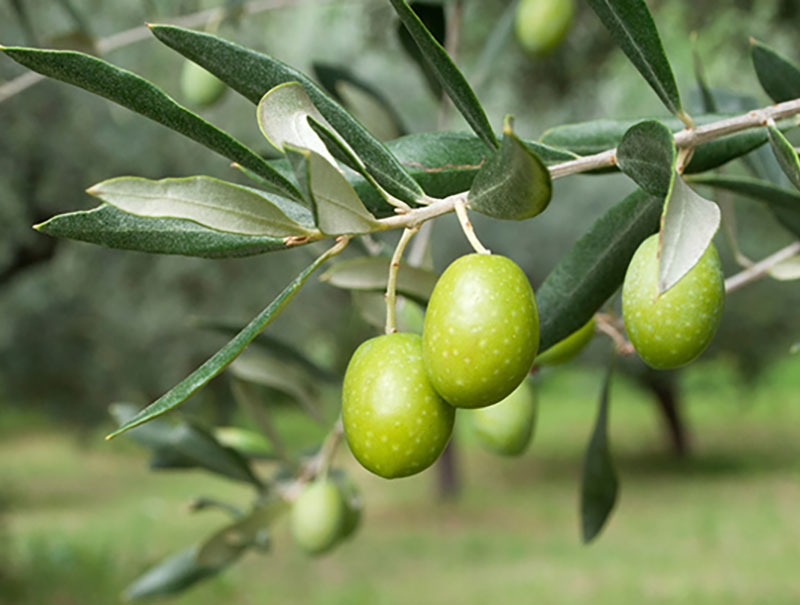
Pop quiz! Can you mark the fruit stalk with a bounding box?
[454,197,491,255]
[384,226,419,334]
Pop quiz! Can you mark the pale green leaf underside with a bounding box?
[257,82,340,166]
[767,124,800,191]
[658,175,721,294]
[581,352,619,543]
[585,0,682,116]
[107,248,336,439]
[768,256,800,281]
[320,257,438,304]
[88,176,311,238]
[616,120,676,198]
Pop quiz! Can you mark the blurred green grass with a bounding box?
[2,355,800,604]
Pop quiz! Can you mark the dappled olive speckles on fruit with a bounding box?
[535,318,596,366]
[423,254,539,409]
[622,234,724,370]
[514,0,575,58]
[290,479,346,555]
[180,60,227,108]
[471,378,537,456]
[342,333,455,479]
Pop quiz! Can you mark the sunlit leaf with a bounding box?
[658,176,721,294]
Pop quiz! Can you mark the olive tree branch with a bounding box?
[724,240,800,293]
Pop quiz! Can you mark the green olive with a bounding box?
[622,233,724,369]
[514,0,575,58]
[289,479,345,555]
[535,318,596,366]
[180,60,227,108]
[342,333,455,479]
[471,377,537,456]
[423,254,539,409]
[330,472,363,540]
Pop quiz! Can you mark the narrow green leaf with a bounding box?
[257,81,340,166]
[0,46,302,201]
[307,117,370,178]
[107,244,343,439]
[196,499,286,567]
[388,0,499,149]
[751,39,800,103]
[124,546,227,601]
[109,403,261,486]
[581,351,619,543]
[320,257,438,304]
[148,24,425,205]
[467,116,552,220]
[767,124,800,190]
[616,120,676,197]
[88,176,313,238]
[658,175,721,293]
[395,1,445,100]
[537,189,662,352]
[35,205,304,258]
[312,62,407,140]
[285,146,380,235]
[687,174,800,238]
[585,0,683,117]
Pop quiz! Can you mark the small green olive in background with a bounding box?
[514,0,575,58]
[423,254,539,409]
[290,479,346,555]
[180,60,227,108]
[622,233,725,370]
[330,472,363,540]
[342,333,455,479]
[535,318,596,367]
[471,377,537,456]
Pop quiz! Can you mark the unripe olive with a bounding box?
[423,254,539,409]
[331,473,363,540]
[514,0,575,58]
[290,479,345,555]
[622,234,724,370]
[535,318,596,366]
[180,60,227,108]
[342,333,455,479]
[471,377,537,456]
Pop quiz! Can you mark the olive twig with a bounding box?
[385,226,420,334]
[454,197,491,255]
[595,313,634,356]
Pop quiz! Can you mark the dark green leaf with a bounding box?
[585,0,684,118]
[109,403,260,486]
[107,244,343,439]
[284,146,380,235]
[196,498,286,567]
[467,117,552,220]
[312,62,407,140]
[396,2,445,100]
[616,120,676,197]
[0,46,302,201]
[35,205,305,258]
[148,25,424,205]
[581,351,619,543]
[687,174,800,238]
[88,176,314,237]
[537,189,662,351]
[751,39,800,103]
[124,546,228,601]
[767,124,800,190]
[388,0,499,149]
[307,117,371,178]
[320,257,438,304]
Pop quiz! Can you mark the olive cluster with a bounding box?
[341,254,542,479]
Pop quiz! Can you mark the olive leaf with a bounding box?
[257,81,340,166]
[767,124,800,191]
[124,546,227,601]
[751,39,800,103]
[467,116,552,220]
[767,255,800,281]
[320,257,438,304]
[580,351,619,543]
[658,175,721,294]
[284,145,381,236]
[87,176,314,237]
[616,120,677,198]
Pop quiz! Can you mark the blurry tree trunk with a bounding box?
[435,440,460,500]
[641,370,690,457]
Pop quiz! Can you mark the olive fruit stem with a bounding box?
[454,197,491,255]
[595,313,634,356]
[724,240,800,293]
[280,419,344,502]
[385,226,419,334]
